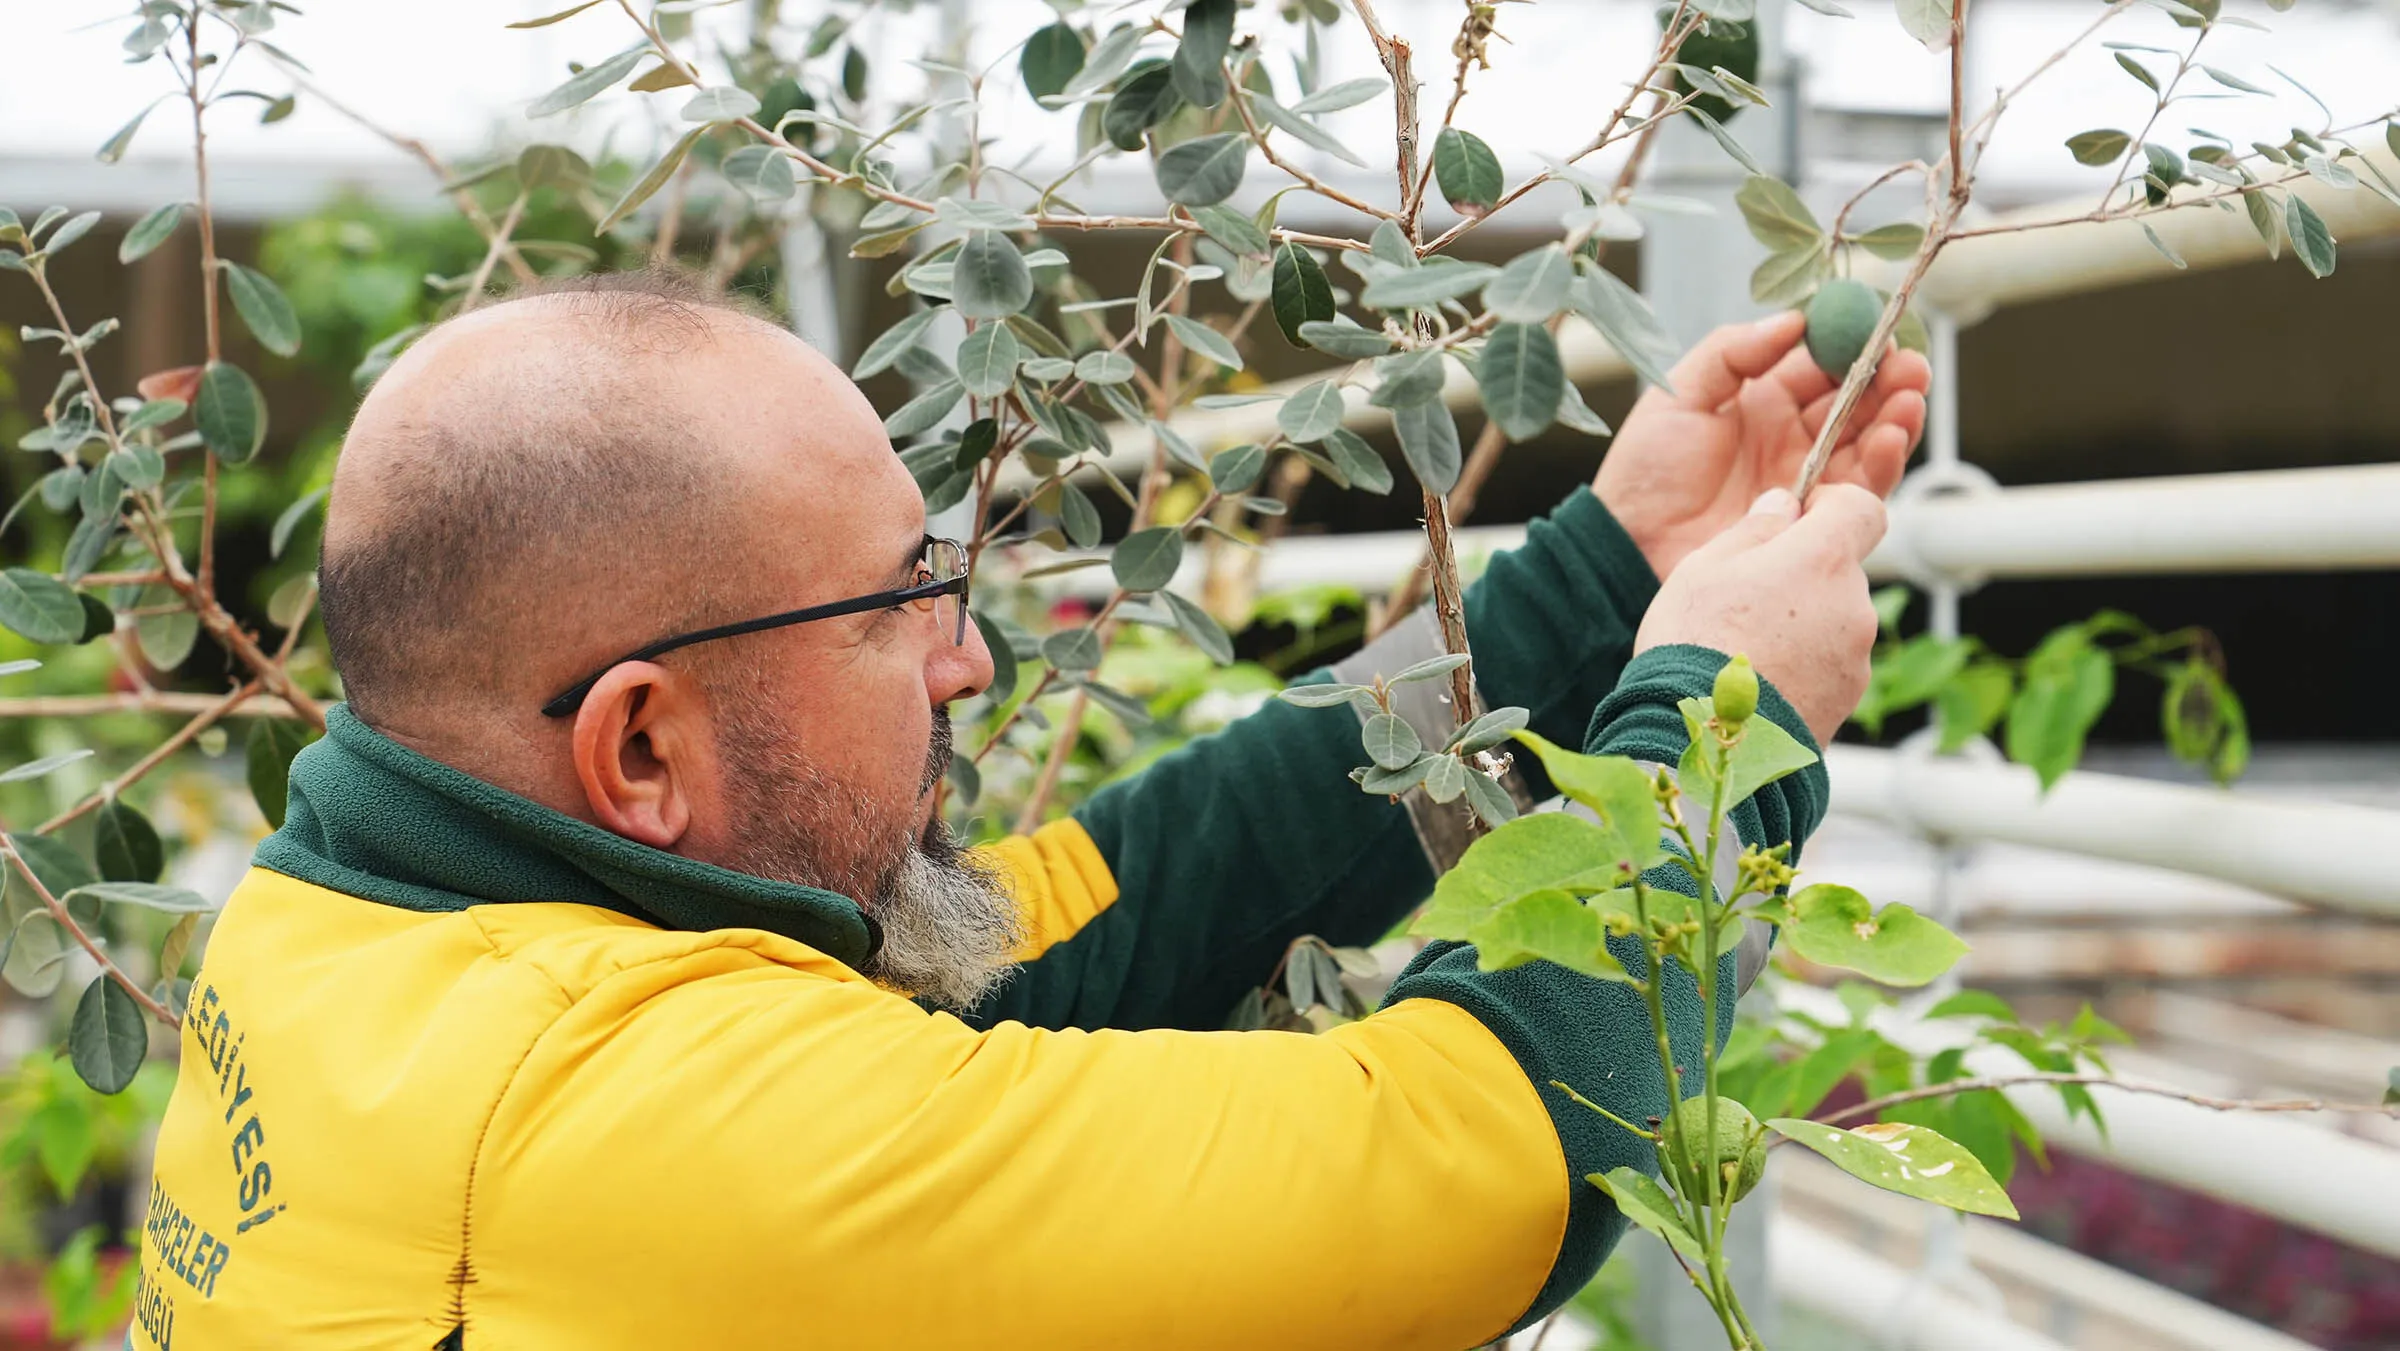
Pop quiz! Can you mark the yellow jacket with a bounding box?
[139,493,1828,1348]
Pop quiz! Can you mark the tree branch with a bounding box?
[36,683,262,835]
[1810,1071,2400,1131]
[0,837,177,1026]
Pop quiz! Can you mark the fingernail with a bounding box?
[1749,488,1798,518]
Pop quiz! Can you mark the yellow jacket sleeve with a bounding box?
[466,947,1566,1350]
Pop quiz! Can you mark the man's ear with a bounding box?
[569,662,713,849]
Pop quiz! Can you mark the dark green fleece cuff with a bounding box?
[1379,644,1823,1334]
[1469,487,1661,771]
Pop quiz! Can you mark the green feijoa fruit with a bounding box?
[1662,1096,1766,1205]
[1803,279,1881,381]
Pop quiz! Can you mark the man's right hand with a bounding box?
[1634,484,1887,744]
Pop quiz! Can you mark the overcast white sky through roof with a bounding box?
[4,0,2395,219]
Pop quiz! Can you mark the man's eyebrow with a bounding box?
[881,535,928,587]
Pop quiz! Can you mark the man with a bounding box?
[141,273,1925,1349]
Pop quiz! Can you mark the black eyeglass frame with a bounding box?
[539,538,970,718]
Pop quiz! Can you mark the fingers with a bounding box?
[1682,487,1801,566]
[1665,311,1806,411]
[1854,398,1922,494]
[1761,342,1838,410]
[1771,483,1888,566]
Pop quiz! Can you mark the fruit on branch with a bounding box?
[1712,653,1758,727]
[1802,279,1879,381]
[1663,1095,1766,1205]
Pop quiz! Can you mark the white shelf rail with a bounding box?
[1823,745,2400,921]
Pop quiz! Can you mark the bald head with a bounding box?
[320,273,894,741]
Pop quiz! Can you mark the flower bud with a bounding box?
[1714,654,1759,727]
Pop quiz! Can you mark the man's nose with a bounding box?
[931,608,996,705]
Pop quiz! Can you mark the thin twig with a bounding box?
[1229,80,1395,222]
[1810,1071,2400,1131]
[261,54,537,285]
[1414,3,1700,257]
[37,682,261,835]
[457,193,529,314]
[611,1,1368,256]
[187,18,223,599]
[0,692,300,720]
[0,838,177,1026]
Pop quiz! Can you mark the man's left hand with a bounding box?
[1593,310,1931,582]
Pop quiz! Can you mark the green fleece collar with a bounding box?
[254,705,878,968]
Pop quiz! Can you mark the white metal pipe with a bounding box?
[1899,150,2400,323]
[1028,464,2400,595]
[1869,463,2400,582]
[1770,1215,2073,1351]
[1824,745,2400,920]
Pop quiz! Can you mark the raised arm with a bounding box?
[972,485,1657,1033]
[972,320,1924,1034]
[469,641,1830,1350]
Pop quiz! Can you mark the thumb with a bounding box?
[1682,488,1799,567]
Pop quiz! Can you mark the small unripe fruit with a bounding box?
[1804,279,1881,380]
[1713,653,1759,727]
[1662,1096,1766,1205]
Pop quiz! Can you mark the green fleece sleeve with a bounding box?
[968,488,1661,1034]
[1378,644,1829,1333]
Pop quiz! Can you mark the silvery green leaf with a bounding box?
[1042,626,1103,673]
[1421,754,1468,802]
[1154,134,1249,207]
[854,309,941,380]
[1162,314,1244,371]
[1686,107,1763,176]
[1279,682,1370,708]
[1896,0,1954,49]
[1277,381,1347,443]
[721,145,797,204]
[1151,420,1210,473]
[1360,258,1496,311]
[1361,713,1422,770]
[1291,77,1387,114]
[1248,92,1368,167]
[0,750,92,784]
[680,85,760,122]
[937,197,1034,230]
[1368,348,1448,409]
[1110,527,1184,592]
[951,230,1034,320]
[528,46,647,117]
[883,380,965,439]
[118,203,185,263]
[1075,349,1137,385]
[1297,319,1393,358]
[1162,590,1233,664]
[1393,400,1461,492]
[1556,382,1612,437]
[1391,653,1470,684]
[1059,25,1148,99]
[2138,222,2188,269]
[1477,323,1565,442]
[1209,442,1266,494]
[955,324,1022,397]
[1482,245,1575,324]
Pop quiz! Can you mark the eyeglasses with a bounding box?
[540,537,970,718]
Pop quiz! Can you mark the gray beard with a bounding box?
[711,704,1022,1012]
